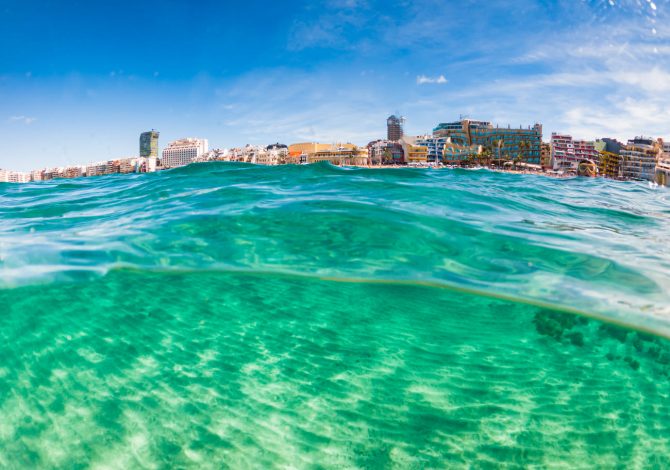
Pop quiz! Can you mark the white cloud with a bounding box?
[416,75,448,85]
[8,116,36,125]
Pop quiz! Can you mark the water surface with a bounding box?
[1,163,669,467]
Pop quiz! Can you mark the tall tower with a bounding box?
[140,130,159,172]
[140,130,160,157]
[387,115,405,141]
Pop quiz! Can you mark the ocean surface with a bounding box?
[1,162,669,468]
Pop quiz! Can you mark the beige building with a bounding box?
[162,137,209,168]
[405,144,428,163]
[288,142,333,156]
[305,146,368,166]
[289,142,368,166]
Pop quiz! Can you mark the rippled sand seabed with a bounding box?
[0,163,669,467]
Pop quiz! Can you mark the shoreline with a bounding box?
[0,160,628,184]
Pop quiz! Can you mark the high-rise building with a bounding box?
[387,115,405,141]
[161,138,209,168]
[433,119,542,164]
[140,130,160,158]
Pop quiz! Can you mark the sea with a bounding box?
[1,162,669,468]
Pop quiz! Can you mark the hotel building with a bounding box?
[162,138,209,169]
[442,141,481,164]
[433,119,542,164]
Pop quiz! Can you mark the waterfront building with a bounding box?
[660,141,670,160]
[287,142,366,165]
[263,143,289,165]
[550,133,598,171]
[238,145,265,164]
[140,130,159,157]
[45,168,65,179]
[574,140,599,166]
[107,160,121,174]
[621,137,658,181]
[225,148,245,162]
[442,141,481,165]
[304,144,368,166]
[655,158,670,186]
[415,136,449,162]
[655,139,670,185]
[433,119,542,164]
[119,158,137,174]
[30,170,43,182]
[550,134,574,170]
[85,162,108,177]
[205,149,229,162]
[0,170,31,183]
[146,155,157,172]
[598,151,624,179]
[288,142,332,158]
[9,172,30,183]
[368,140,405,165]
[63,166,83,179]
[387,115,405,141]
[404,144,429,164]
[162,138,209,168]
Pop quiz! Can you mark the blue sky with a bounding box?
[1,0,668,170]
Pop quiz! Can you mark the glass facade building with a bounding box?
[140,130,160,158]
[433,119,542,164]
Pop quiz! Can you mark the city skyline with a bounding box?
[1,0,669,171]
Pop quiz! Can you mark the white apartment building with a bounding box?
[85,162,108,177]
[0,170,30,183]
[161,138,209,168]
[551,133,597,171]
[415,135,449,162]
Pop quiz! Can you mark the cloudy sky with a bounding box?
[0,0,668,170]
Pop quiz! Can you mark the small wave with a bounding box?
[1,163,669,336]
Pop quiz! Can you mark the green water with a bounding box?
[1,163,669,467]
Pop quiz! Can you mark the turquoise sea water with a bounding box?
[1,162,669,467]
